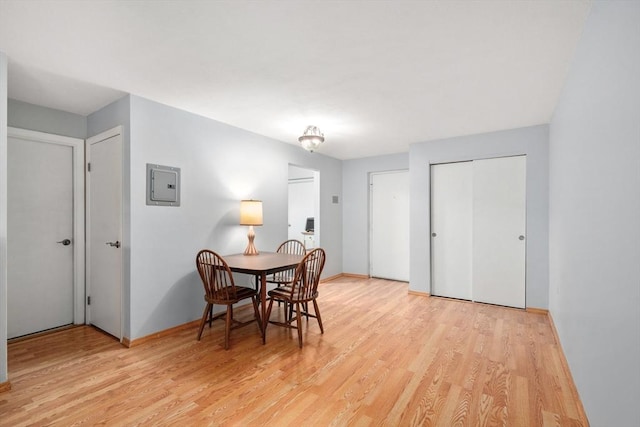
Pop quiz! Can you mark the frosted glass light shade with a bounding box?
[298,126,325,152]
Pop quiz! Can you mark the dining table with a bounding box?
[223,251,304,343]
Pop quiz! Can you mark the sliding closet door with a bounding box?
[430,162,473,300]
[472,156,526,308]
[430,156,526,308]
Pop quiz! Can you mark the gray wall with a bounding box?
[549,1,640,425]
[127,96,342,339]
[409,125,550,309]
[342,153,409,275]
[8,99,86,139]
[1,90,343,344]
[0,51,8,384]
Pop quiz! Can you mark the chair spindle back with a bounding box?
[272,239,306,283]
[290,248,326,301]
[196,250,236,301]
[277,239,306,256]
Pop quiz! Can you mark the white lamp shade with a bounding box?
[240,200,263,226]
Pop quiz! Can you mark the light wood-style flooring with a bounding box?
[1,277,587,426]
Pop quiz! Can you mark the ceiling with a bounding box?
[0,0,591,160]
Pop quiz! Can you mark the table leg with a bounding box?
[260,272,267,344]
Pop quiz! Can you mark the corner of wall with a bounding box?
[0,51,9,384]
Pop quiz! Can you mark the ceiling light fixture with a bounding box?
[298,126,325,152]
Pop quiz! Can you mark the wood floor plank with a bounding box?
[0,277,588,426]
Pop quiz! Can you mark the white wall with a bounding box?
[0,51,8,384]
[549,1,640,425]
[409,125,550,309]
[342,153,409,275]
[127,96,342,339]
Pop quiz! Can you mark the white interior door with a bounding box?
[472,156,526,308]
[370,170,409,281]
[7,128,84,339]
[87,127,123,339]
[430,162,473,299]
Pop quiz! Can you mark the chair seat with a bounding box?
[232,285,259,300]
[268,287,317,303]
[206,285,258,305]
[266,272,295,285]
[235,286,259,298]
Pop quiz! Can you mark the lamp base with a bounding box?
[244,225,259,256]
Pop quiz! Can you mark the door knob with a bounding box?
[106,241,121,248]
[431,232,437,237]
[519,235,525,241]
[57,239,71,246]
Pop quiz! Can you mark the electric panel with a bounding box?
[146,164,181,206]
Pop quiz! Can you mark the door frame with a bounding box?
[85,125,124,340]
[8,127,86,325]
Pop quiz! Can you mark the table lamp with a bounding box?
[240,199,263,255]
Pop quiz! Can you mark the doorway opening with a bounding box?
[288,165,320,251]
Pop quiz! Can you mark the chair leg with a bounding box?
[208,304,214,327]
[265,297,275,334]
[295,302,303,348]
[224,305,232,350]
[276,282,281,307]
[251,296,263,339]
[197,303,211,340]
[313,299,324,334]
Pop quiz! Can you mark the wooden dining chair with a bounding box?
[266,239,306,288]
[195,249,262,350]
[265,248,326,348]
